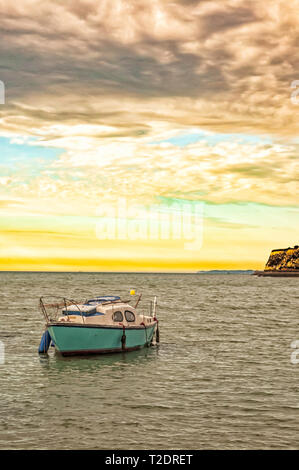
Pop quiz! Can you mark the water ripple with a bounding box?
[0,272,298,449]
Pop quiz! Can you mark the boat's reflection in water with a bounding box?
[39,343,160,373]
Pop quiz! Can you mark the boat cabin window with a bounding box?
[112,311,123,322]
[125,310,135,322]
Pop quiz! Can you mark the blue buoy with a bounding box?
[38,330,52,354]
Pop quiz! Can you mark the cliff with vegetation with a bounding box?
[265,246,299,271]
[254,245,299,276]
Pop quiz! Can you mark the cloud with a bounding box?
[0,1,298,219]
[1,129,298,220]
[0,0,298,134]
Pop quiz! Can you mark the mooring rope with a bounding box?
[154,318,160,344]
[121,325,126,350]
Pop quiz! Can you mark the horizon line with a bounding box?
[0,269,256,274]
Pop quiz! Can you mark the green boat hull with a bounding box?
[47,323,156,356]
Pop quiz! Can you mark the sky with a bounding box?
[0,0,298,271]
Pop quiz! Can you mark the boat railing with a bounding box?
[39,295,86,323]
[39,294,155,323]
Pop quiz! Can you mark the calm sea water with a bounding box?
[0,272,298,450]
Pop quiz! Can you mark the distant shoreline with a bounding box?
[197,270,254,275]
[0,270,256,275]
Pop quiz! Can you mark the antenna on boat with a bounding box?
[153,296,157,317]
[134,293,142,308]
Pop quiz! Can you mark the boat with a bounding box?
[38,293,159,356]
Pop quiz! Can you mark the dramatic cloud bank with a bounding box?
[0,0,298,269]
